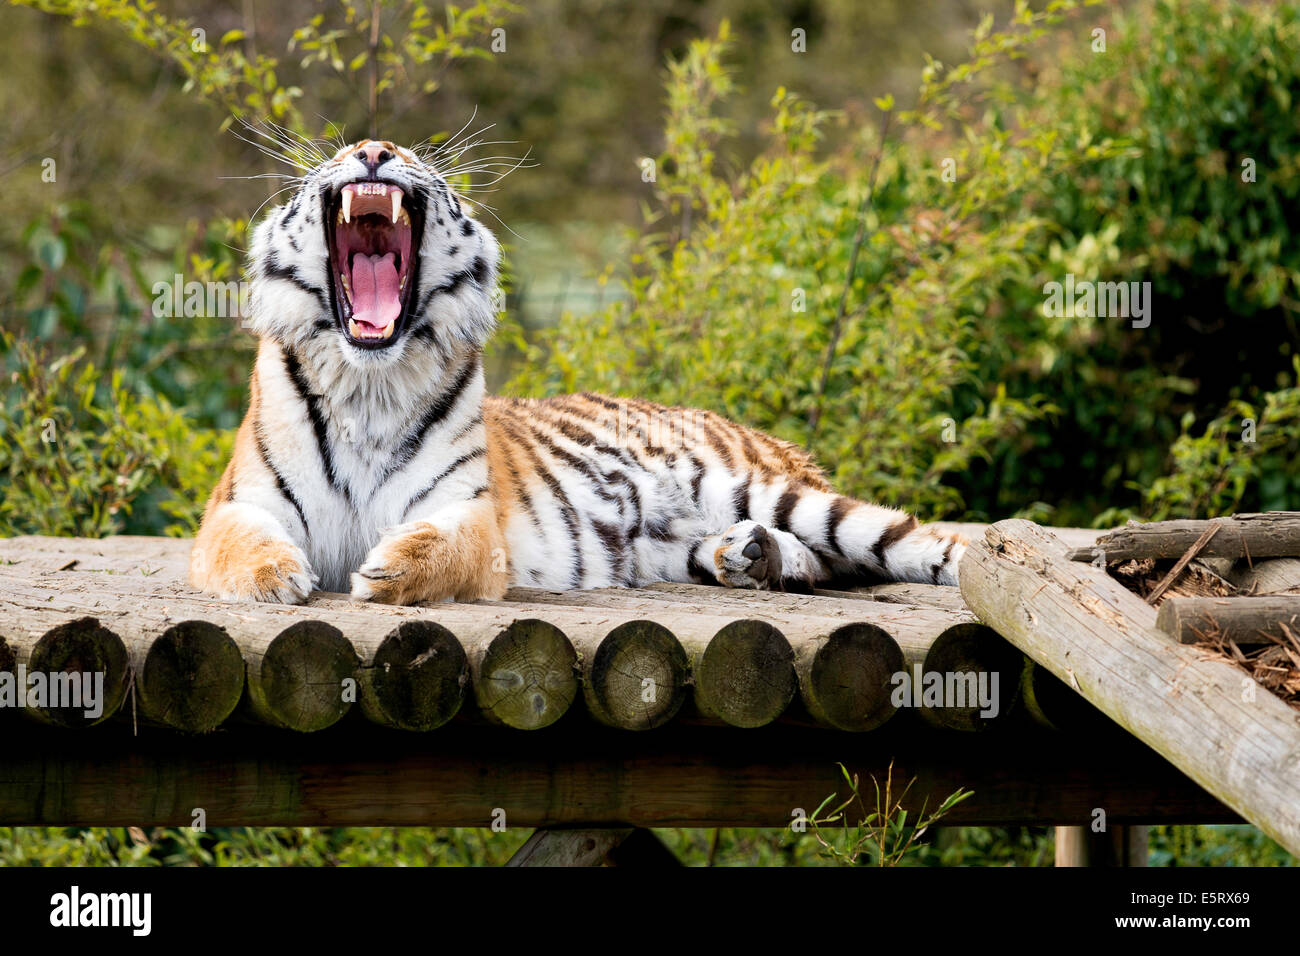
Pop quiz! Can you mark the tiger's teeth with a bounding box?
[382,322,395,340]
[390,191,401,224]
[342,189,353,223]
[348,319,361,338]
[398,207,410,226]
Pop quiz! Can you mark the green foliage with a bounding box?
[1097,359,1300,524]
[507,9,1117,519]
[807,760,973,866]
[11,0,517,135]
[0,335,231,537]
[965,0,1300,523]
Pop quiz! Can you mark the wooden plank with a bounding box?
[1068,512,1300,563]
[0,722,1239,828]
[960,519,1300,856]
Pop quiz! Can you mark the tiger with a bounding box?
[190,137,968,605]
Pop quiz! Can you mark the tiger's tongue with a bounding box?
[350,252,401,330]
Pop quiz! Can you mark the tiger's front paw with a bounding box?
[192,538,315,604]
[350,522,454,605]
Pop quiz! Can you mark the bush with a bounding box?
[0,334,231,538]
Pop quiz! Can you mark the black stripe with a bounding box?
[825,496,855,555]
[732,474,752,522]
[281,347,341,495]
[496,417,585,587]
[383,356,479,481]
[417,268,477,315]
[773,488,800,532]
[264,254,328,313]
[401,447,486,519]
[873,514,919,569]
[254,420,308,532]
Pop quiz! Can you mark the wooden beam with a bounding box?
[960,519,1300,856]
[1068,512,1300,563]
[1155,595,1300,647]
[0,723,1238,828]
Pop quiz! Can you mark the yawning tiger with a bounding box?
[190,137,967,604]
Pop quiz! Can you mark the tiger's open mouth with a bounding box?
[324,181,423,349]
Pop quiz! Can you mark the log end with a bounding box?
[474,619,578,730]
[28,617,129,728]
[140,620,245,734]
[918,622,1023,732]
[695,619,796,728]
[584,620,689,731]
[362,620,468,732]
[801,623,903,732]
[248,620,359,732]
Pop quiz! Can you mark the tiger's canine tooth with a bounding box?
[390,190,401,224]
[342,187,353,223]
[381,322,394,340]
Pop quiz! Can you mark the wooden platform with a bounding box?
[0,527,1245,834]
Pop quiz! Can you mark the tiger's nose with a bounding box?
[359,143,393,176]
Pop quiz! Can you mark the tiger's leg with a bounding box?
[350,495,509,604]
[190,417,317,604]
[686,490,966,589]
[687,520,828,591]
[191,499,317,604]
[768,487,967,586]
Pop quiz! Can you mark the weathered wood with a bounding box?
[577,620,690,730]
[0,608,129,728]
[1020,661,1109,733]
[906,621,1023,732]
[127,621,244,734]
[1143,519,1226,604]
[686,619,796,728]
[240,620,359,732]
[0,722,1238,827]
[0,571,580,730]
[457,619,577,730]
[0,573,363,733]
[1229,558,1300,595]
[1054,826,1148,867]
[817,582,973,614]
[1155,596,1300,647]
[505,827,633,866]
[961,519,1300,856]
[1069,512,1300,563]
[357,620,468,732]
[598,585,1020,731]
[0,534,191,577]
[507,587,914,730]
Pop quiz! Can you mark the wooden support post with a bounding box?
[1055,825,1149,866]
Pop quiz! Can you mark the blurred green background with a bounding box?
[1,0,1297,865]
